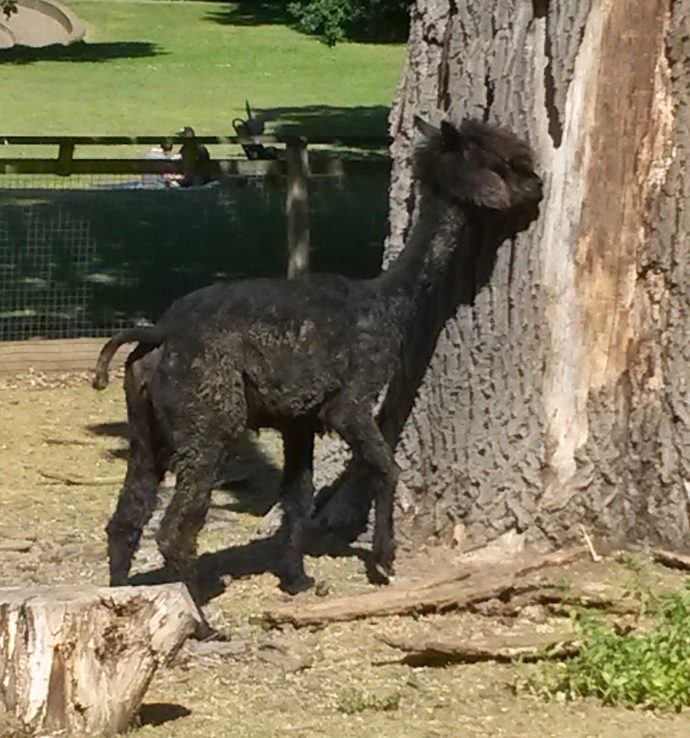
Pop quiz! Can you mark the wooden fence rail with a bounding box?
[0,133,390,373]
[0,133,390,273]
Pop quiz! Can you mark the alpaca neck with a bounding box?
[376,191,469,304]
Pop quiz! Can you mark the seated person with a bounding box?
[141,141,177,188]
[177,126,215,187]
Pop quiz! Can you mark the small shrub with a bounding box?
[288,0,409,45]
[337,686,401,714]
[517,583,690,711]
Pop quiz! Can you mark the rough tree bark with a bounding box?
[322,0,690,550]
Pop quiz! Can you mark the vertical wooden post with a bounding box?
[57,142,75,177]
[286,137,310,278]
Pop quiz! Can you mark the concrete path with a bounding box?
[0,0,84,49]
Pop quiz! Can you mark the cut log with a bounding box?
[263,547,586,628]
[379,629,579,665]
[0,583,201,737]
[651,548,690,572]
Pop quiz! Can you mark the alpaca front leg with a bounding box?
[370,461,398,583]
[326,409,398,584]
[278,428,315,594]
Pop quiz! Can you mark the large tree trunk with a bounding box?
[380,0,690,548]
[319,0,689,551]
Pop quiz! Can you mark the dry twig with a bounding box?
[38,469,121,486]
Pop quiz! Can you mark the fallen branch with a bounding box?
[651,548,690,572]
[263,547,587,628]
[474,581,639,617]
[39,468,121,486]
[379,629,579,665]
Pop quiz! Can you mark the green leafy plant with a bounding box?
[518,583,690,711]
[288,0,410,45]
[336,686,401,714]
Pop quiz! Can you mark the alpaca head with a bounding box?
[413,117,543,219]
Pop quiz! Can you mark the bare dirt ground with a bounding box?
[2,371,690,738]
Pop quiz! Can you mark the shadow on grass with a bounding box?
[256,104,391,141]
[138,703,191,727]
[0,41,163,64]
[204,0,290,27]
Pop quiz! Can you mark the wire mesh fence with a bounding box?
[0,167,389,342]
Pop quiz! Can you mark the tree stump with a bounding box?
[0,583,201,737]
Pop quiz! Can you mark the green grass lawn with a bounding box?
[0,0,405,137]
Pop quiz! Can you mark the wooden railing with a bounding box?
[0,133,390,277]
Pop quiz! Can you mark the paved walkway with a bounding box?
[0,1,83,48]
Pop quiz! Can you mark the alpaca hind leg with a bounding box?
[326,408,398,584]
[155,443,226,640]
[278,426,315,594]
[106,360,165,585]
[155,445,222,603]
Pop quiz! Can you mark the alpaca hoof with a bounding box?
[367,559,395,586]
[192,619,227,642]
[281,573,315,595]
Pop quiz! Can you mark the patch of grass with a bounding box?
[336,686,401,714]
[0,0,404,137]
[517,583,690,711]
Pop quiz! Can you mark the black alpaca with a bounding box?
[93,118,542,606]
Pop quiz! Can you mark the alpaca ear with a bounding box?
[450,168,512,210]
[440,120,463,148]
[471,170,512,209]
[414,116,440,138]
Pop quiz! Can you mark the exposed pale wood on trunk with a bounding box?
[263,547,586,628]
[0,584,200,737]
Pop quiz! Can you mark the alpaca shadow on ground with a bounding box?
[88,421,129,440]
[86,420,130,460]
[86,422,282,517]
[129,525,367,605]
[0,41,163,65]
[137,703,191,728]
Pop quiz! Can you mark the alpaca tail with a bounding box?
[92,325,164,390]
